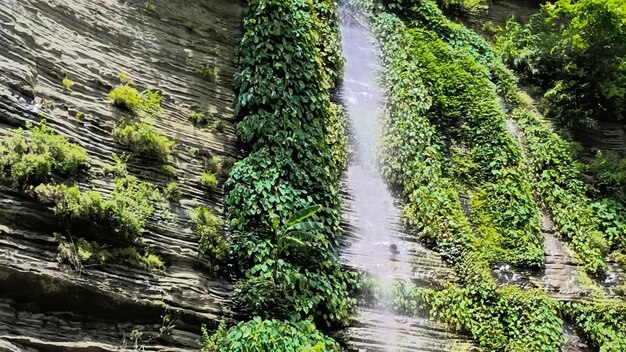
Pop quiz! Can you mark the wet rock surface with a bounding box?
[338,6,475,351]
[461,0,543,36]
[0,0,244,349]
[505,115,593,351]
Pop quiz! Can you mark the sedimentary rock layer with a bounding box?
[0,0,244,349]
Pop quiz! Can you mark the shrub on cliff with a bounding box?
[35,174,163,240]
[112,118,174,161]
[189,206,228,262]
[201,318,341,352]
[108,85,162,116]
[0,121,87,188]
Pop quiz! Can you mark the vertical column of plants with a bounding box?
[201,0,355,350]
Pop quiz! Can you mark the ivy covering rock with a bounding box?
[203,0,354,349]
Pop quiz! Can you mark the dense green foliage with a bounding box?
[312,1,344,88]
[0,121,87,188]
[201,318,340,352]
[563,301,626,351]
[205,0,352,350]
[112,118,174,161]
[35,173,163,241]
[510,108,608,272]
[375,10,542,267]
[394,282,563,351]
[380,0,487,15]
[498,0,626,127]
[355,1,626,351]
[589,150,626,203]
[365,2,564,350]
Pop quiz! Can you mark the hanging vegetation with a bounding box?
[202,0,354,350]
[358,1,565,350]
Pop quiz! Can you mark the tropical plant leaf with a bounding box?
[278,235,305,251]
[285,221,324,233]
[286,204,323,226]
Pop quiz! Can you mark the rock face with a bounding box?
[574,122,626,158]
[0,0,244,349]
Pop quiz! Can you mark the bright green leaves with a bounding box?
[111,118,174,162]
[497,0,626,127]
[108,85,162,117]
[0,121,88,188]
[393,281,563,352]
[374,11,543,267]
[35,173,163,241]
[563,301,626,351]
[372,3,562,351]
[201,319,341,352]
[286,204,322,226]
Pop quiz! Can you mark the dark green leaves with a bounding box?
[497,0,626,127]
[222,0,353,340]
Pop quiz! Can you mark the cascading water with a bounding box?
[337,5,476,351]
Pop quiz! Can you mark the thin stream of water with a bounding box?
[338,5,475,351]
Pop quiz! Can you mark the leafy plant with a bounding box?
[164,181,181,201]
[112,118,174,161]
[592,199,626,250]
[189,111,210,126]
[224,0,354,334]
[201,318,340,352]
[108,85,162,116]
[57,238,109,270]
[366,5,564,350]
[138,89,163,117]
[144,1,156,12]
[511,108,608,273]
[197,64,217,82]
[200,172,218,189]
[189,206,228,261]
[0,121,88,188]
[497,0,626,127]
[438,0,487,15]
[108,85,141,112]
[563,301,626,351]
[116,246,164,270]
[269,204,323,284]
[62,77,75,90]
[205,156,235,179]
[57,237,163,271]
[35,174,164,241]
[374,12,543,267]
[393,281,563,351]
